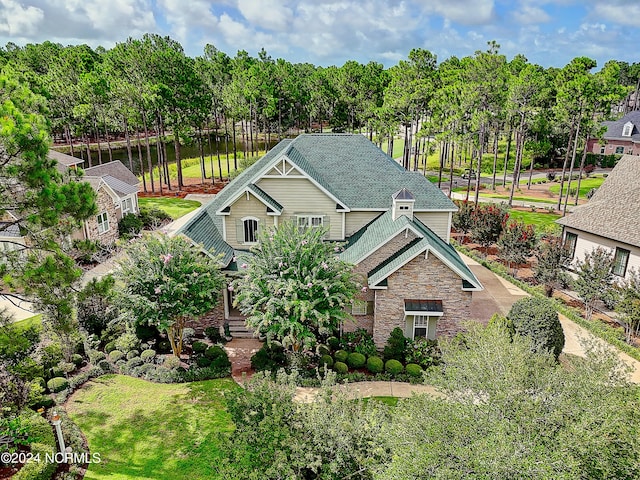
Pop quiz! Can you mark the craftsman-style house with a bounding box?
[557,154,640,280]
[178,134,483,346]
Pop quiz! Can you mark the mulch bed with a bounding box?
[138,178,229,198]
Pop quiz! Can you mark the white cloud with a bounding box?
[236,0,294,31]
[157,0,218,41]
[0,0,44,36]
[591,2,640,27]
[419,0,496,26]
[511,4,551,25]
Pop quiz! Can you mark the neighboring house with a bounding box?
[587,111,640,156]
[0,212,26,253]
[177,134,483,346]
[50,151,140,244]
[557,154,640,280]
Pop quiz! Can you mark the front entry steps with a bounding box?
[227,317,255,339]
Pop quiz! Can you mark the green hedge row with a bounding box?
[455,244,640,363]
[12,414,57,480]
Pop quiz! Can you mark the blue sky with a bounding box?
[0,0,638,69]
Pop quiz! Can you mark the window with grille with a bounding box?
[243,218,258,243]
[612,248,630,277]
[564,232,578,259]
[97,212,109,234]
[413,315,437,340]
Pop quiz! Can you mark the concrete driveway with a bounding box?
[461,253,640,383]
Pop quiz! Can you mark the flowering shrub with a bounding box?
[497,220,537,273]
[338,328,377,356]
[471,203,509,248]
[405,338,441,368]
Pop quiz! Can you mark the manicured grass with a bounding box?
[427,175,450,183]
[548,177,605,199]
[508,210,561,229]
[11,314,42,331]
[477,193,558,204]
[66,375,239,480]
[364,396,399,407]
[138,197,201,220]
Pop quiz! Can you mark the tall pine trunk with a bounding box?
[142,110,155,193]
[556,121,577,211]
[135,126,147,193]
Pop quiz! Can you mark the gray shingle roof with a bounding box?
[101,175,139,196]
[48,150,83,167]
[342,210,482,290]
[0,222,21,237]
[556,155,640,248]
[393,188,415,200]
[247,184,283,213]
[601,111,640,143]
[83,161,140,187]
[180,210,235,265]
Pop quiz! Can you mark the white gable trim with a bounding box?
[215,186,282,216]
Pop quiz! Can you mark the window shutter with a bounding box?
[236,219,244,244]
[323,215,331,237]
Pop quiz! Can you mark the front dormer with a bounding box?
[622,121,634,137]
[392,188,415,221]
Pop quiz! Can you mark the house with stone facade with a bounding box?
[178,134,482,346]
[50,151,140,245]
[587,110,640,157]
[557,154,640,280]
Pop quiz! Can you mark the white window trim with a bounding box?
[97,211,109,235]
[612,247,630,277]
[411,315,438,341]
[121,197,133,215]
[296,214,324,229]
[241,216,259,244]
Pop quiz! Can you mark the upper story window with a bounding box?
[297,215,324,230]
[612,247,630,277]
[97,212,110,234]
[243,218,258,243]
[622,122,633,137]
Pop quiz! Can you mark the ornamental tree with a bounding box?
[497,220,536,274]
[507,297,565,359]
[116,234,225,357]
[534,235,571,297]
[470,203,509,250]
[233,221,361,354]
[615,268,640,344]
[573,247,614,321]
[451,200,474,242]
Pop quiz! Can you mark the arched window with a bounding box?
[622,122,633,137]
[243,218,258,243]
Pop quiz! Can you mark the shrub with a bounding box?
[196,356,212,368]
[163,356,182,370]
[317,344,331,356]
[71,354,84,367]
[114,332,141,353]
[334,350,348,363]
[135,323,160,342]
[157,340,171,353]
[405,363,423,378]
[205,345,226,360]
[192,341,208,354]
[12,442,56,480]
[366,356,384,373]
[346,352,366,369]
[98,359,111,372]
[405,339,441,368]
[104,341,116,353]
[333,361,348,374]
[48,366,64,379]
[384,359,404,375]
[327,336,340,350]
[126,350,140,360]
[251,343,286,372]
[507,297,565,359]
[109,350,125,362]
[87,350,106,365]
[210,355,231,370]
[383,327,408,361]
[319,354,334,368]
[182,328,196,346]
[126,357,144,369]
[140,349,156,363]
[118,212,143,238]
[139,206,171,229]
[32,377,46,389]
[47,377,69,393]
[339,328,377,356]
[204,326,227,344]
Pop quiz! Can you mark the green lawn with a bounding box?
[508,209,561,229]
[11,314,42,331]
[138,197,201,220]
[363,396,399,407]
[548,177,604,199]
[477,193,558,205]
[66,375,239,480]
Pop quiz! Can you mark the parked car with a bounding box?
[461,169,477,179]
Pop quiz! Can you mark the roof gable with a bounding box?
[83,161,140,186]
[602,111,640,142]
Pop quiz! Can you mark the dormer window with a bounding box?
[622,121,633,137]
[392,188,415,221]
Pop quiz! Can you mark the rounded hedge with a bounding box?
[317,345,331,356]
[47,377,69,393]
[507,297,565,359]
[347,352,366,369]
[49,367,64,379]
[196,356,212,368]
[126,357,144,369]
[98,359,112,372]
[109,350,125,362]
[327,336,340,350]
[140,349,156,363]
[334,349,348,363]
[32,377,46,389]
[319,354,334,368]
[72,353,84,367]
[385,359,404,375]
[366,356,384,374]
[192,341,208,354]
[405,363,423,378]
[210,355,231,370]
[104,341,117,353]
[333,361,348,374]
[126,350,140,360]
[205,345,226,360]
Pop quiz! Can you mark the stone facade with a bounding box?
[84,187,118,245]
[372,251,472,346]
[186,293,226,334]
